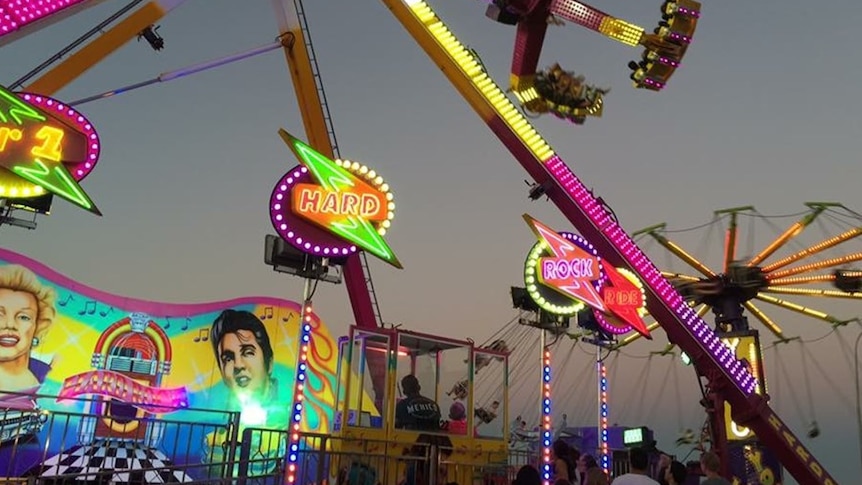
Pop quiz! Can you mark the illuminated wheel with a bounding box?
[617,203,862,447]
[630,203,862,341]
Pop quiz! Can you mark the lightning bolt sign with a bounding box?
[524,214,651,338]
[601,265,651,337]
[0,85,101,214]
[279,129,401,268]
[524,214,606,312]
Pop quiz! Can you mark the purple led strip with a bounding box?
[668,31,691,44]
[676,6,700,18]
[657,56,680,68]
[593,308,632,335]
[544,155,756,393]
[642,78,665,90]
[20,93,100,180]
[0,0,90,36]
[550,0,606,31]
[270,166,359,258]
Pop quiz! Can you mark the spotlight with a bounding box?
[138,25,165,51]
[511,286,540,312]
[527,180,552,200]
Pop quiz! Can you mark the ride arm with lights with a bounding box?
[502,0,700,122]
[379,0,835,483]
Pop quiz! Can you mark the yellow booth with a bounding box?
[327,326,510,484]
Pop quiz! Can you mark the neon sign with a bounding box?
[523,215,650,337]
[270,129,400,268]
[59,370,189,414]
[0,85,101,213]
[593,266,648,335]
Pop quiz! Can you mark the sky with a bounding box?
[2,0,862,482]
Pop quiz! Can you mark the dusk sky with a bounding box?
[2,0,861,482]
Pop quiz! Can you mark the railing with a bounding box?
[1,391,241,483]
[2,391,541,484]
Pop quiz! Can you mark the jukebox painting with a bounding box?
[0,247,341,481]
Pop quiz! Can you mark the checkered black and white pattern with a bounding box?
[32,440,194,483]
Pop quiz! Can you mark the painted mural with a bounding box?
[0,247,338,481]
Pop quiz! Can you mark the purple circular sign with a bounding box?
[269,165,358,257]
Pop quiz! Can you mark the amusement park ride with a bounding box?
[0,0,858,484]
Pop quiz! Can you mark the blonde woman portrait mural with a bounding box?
[0,264,57,477]
[0,264,57,396]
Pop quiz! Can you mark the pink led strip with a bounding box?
[0,0,93,38]
[544,155,756,393]
[549,0,607,32]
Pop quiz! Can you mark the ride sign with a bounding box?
[270,130,401,268]
[0,85,101,213]
[523,215,650,337]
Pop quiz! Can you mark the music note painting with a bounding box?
[0,247,344,481]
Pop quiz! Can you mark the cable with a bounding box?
[643,356,674,426]
[616,354,652,423]
[797,340,818,425]
[773,346,807,426]
[69,41,283,106]
[671,357,684,431]
[799,341,854,413]
[834,327,858,377]
[656,213,729,234]
[9,0,147,90]
[738,208,814,220]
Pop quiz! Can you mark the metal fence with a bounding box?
[2,392,541,484]
[1,392,240,484]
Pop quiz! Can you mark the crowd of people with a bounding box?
[390,374,733,485]
[512,439,732,485]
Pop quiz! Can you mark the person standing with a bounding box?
[609,447,659,485]
[395,374,441,431]
[554,413,568,440]
[700,452,732,485]
[663,460,687,485]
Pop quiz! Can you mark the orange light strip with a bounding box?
[767,274,835,286]
[649,233,716,278]
[661,272,701,282]
[747,222,804,267]
[753,294,841,324]
[724,227,737,273]
[767,252,862,280]
[763,287,862,300]
[743,301,784,340]
[762,227,862,273]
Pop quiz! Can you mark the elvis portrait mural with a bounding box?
[0,247,340,481]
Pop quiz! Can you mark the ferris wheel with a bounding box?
[622,202,862,344]
[615,202,862,447]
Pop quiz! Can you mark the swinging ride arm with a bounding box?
[378,0,836,483]
[270,0,380,331]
